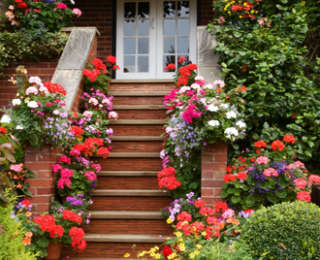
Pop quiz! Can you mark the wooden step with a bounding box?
[98,171,158,177]
[70,258,138,260]
[111,136,162,141]
[110,91,170,96]
[112,125,164,137]
[85,234,167,243]
[116,110,167,120]
[109,83,175,93]
[110,119,167,125]
[99,158,161,171]
[90,210,163,219]
[113,105,165,110]
[112,96,164,106]
[91,196,171,211]
[93,189,167,197]
[85,219,171,235]
[96,175,158,190]
[109,152,159,158]
[111,141,162,153]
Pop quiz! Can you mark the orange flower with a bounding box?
[23,237,31,246]
[25,211,32,218]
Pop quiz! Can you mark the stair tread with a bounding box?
[113,105,165,110]
[70,258,138,260]
[110,119,167,125]
[109,152,159,158]
[109,91,170,97]
[111,136,162,141]
[90,210,163,219]
[85,233,168,243]
[93,189,168,197]
[99,171,158,177]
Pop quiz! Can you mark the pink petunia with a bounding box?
[182,104,202,124]
[84,171,97,181]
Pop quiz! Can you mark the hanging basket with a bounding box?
[46,241,62,260]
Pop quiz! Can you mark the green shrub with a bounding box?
[0,32,68,76]
[0,196,37,260]
[242,201,320,259]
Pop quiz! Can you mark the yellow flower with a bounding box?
[189,252,195,259]
[168,253,177,259]
[178,243,185,252]
[174,231,182,238]
[166,217,174,224]
[154,253,161,259]
[123,252,130,258]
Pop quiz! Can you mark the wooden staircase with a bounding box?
[65,82,175,260]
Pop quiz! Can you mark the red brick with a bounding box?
[30,195,52,204]
[26,179,54,187]
[37,188,55,195]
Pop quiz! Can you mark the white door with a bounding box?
[116,0,197,80]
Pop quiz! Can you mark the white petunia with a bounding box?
[179,86,190,93]
[207,104,219,112]
[53,109,60,115]
[15,125,24,130]
[226,111,237,119]
[208,120,220,127]
[236,120,246,129]
[1,114,11,123]
[220,103,229,110]
[27,101,38,108]
[224,127,239,139]
[191,83,200,91]
[39,86,49,95]
[195,76,204,81]
[12,98,21,106]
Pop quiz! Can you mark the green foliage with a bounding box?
[0,195,37,260]
[242,201,320,259]
[209,1,320,170]
[0,31,67,76]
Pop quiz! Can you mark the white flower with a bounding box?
[179,86,190,93]
[226,111,237,119]
[213,79,225,88]
[224,127,239,139]
[195,76,204,81]
[70,0,75,4]
[160,150,167,159]
[208,120,220,127]
[15,125,24,130]
[102,98,111,105]
[204,84,214,90]
[89,97,99,106]
[83,111,93,118]
[25,86,39,96]
[39,86,49,95]
[29,76,42,86]
[12,98,21,106]
[200,98,207,105]
[27,101,38,108]
[191,83,200,91]
[220,103,229,110]
[1,114,11,123]
[165,126,173,133]
[207,104,219,112]
[236,120,246,129]
[53,109,60,115]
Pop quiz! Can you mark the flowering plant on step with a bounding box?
[222,135,320,210]
[16,199,87,258]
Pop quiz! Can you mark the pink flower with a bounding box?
[57,3,67,10]
[296,191,311,202]
[294,178,307,189]
[218,16,225,24]
[61,168,73,179]
[85,171,97,181]
[222,209,235,219]
[70,149,81,157]
[182,104,202,124]
[72,8,82,17]
[10,163,23,173]
[91,164,102,172]
[256,156,269,165]
[263,168,278,177]
[58,155,71,164]
[108,111,119,120]
[287,161,305,170]
[52,164,62,173]
[308,174,320,186]
[57,177,72,189]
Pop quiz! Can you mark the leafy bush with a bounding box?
[0,31,67,76]
[0,195,37,260]
[209,1,320,170]
[242,201,320,259]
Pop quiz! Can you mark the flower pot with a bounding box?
[46,241,62,260]
[311,184,320,207]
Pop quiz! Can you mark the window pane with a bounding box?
[124,20,136,36]
[164,1,176,18]
[124,38,136,54]
[164,19,176,35]
[138,38,149,54]
[177,1,189,17]
[163,55,176,70]
[124,2,136,19]
[124,56,135,73]
[138,56,149,72]
[138,20,149,35]
[138,2,150,19]
[178,37,189,53]
[164,37,175,54]
[177,19,189,35]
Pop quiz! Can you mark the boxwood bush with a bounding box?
[241,201,320,259]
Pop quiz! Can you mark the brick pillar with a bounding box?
[201,141,227,206]
[25,146,60,214]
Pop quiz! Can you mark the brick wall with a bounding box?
[73,0,214,58]
[201,142,227,205]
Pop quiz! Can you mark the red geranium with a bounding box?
[69,227,87,251]
[157,167,181,190]
[0,127,7,134]
[164,63,176,71]
[162,245,173,259]
[177,75,189,86]
[254,140,267,148]
[91,58,106,72]
[271,140,285,151]
[97,147,110,158]
[199,206,214,216]
[44,82,67,96]
[21,199,31,207]
[283,134,295,144]
[296,191,311,203]
[237,171,247,180]
[106,56,116,64]
[178,57,187,63]
[214,201,228,213]
[83,69,100,82]
[15,0,27,9]
[194,199,206,208]
[177,211,192,222]
[69,126,84,138]
[224,174,236,183]
[63,210,82,224]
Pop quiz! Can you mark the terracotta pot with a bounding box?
[46,241,62,260]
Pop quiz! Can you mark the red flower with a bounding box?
[83,69,100,82]
[97,147,110,158]
[106,56,116,64]
[240,85,247,92]
[254,140,267,148]
[182,104,202,124]
[21,199,31,207]
[48,224,64,238]
[16,0,27,9]
[0,127,7,134]
[199,206,214,216]
[177,75,189,86]
[271,140,285,151]
[177,211,192,222]
[63,210,82,224]
[178,66,192,76]
[157,167,181,190]
[231,5,243,11]
[294,178,307,190]
[283,134,295,144]
[178,57,187,63]
[44,82,67,96]
[164,63,176,71]
[113,65,120,70]
[186,63,197,71]
[194,199,206,208]
[214,201,228,213]
[224,174,236,183]
[206,216,218,225]
[57,155,71,164]
[308,174,320,186]
[296,191,311,203]
[69,227,85,241]
[237,172,247,180]
[162,245,173,259]
[69,126,84,138]
[91,58,106,72]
